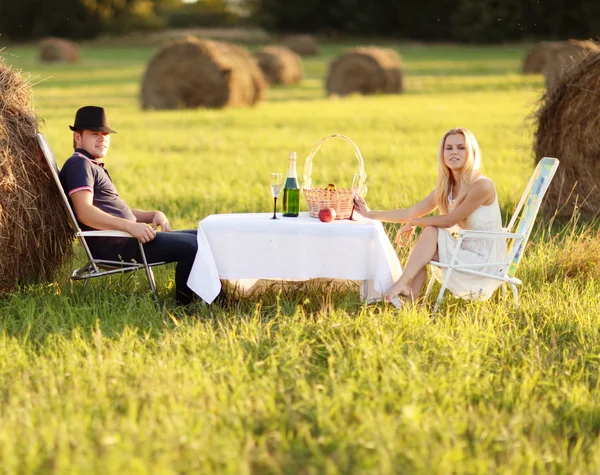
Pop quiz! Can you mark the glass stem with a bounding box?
[272,197,277,219]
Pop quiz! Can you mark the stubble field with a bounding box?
[1,42,599,474]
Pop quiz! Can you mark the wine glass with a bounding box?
[270,173,282,219]
[349,173,361,220]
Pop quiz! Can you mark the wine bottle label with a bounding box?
[283,187,300,216]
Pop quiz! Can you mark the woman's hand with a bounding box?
[353,195,371,217]
[395,221,414,246]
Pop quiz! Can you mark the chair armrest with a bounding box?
[457,229,525,239]
[78,230,135,238]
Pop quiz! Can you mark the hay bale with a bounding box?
[376,48,404,93]
[0,58,74,293]
[254,46,303,85]
[140,37,266,110]
[284,35,319,56]
[534,51,600,221]
[522,41,561,74]
[326,46,404,97]
[38,37,81,63]
[542,39,600,89]
[216,42,267,106]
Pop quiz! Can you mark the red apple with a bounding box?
[318,207,336,222]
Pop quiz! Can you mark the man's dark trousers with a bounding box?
[88,230,198,304]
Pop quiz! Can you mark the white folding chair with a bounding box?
[37,133,166,298]
[424,157,560,314]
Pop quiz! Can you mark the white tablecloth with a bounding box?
[187,212,402,304]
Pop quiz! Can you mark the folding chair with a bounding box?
[37,133,166,298]
[424,157,560,314]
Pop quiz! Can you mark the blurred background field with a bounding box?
[2,8,600,471]
[2,42,542,226]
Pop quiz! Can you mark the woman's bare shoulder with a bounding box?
[472,177,496,203]
[474,176,495,189]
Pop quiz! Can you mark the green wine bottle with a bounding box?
[283,152,300,217]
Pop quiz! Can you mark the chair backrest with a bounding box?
[505,157,559,277]
[36,133,84,235]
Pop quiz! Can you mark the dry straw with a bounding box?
[534,50,600,221]
[542,39,600,89]
[141,37,267,110]
[546,227,600,281]
[326,47,404,97]
[0,57,74,293]
[38,37,81,63]
[284,35,319,56]
[522,41,562,74]
[255,46,303,85]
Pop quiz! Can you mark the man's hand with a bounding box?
[126,222,157,244]
[395,222,415,247]
[151,211,171,232]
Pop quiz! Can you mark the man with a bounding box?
[59,105,198,305]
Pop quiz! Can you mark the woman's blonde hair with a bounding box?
[433,128,482,226]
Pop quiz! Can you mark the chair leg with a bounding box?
[432,269,453,315]
[432,288,444,315]
[147,267,157,294]
[138,241,159,302]
[148,268,161,306]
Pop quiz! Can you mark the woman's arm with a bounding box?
[355,190,436,223]
[408,180,495,229]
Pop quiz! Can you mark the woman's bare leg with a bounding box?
[409,248,440,302]
[408,267,427,302]
[384,226,439,302]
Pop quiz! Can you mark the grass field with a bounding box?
[1,41,600,474]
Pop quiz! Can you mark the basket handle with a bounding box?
[301,134,367,196]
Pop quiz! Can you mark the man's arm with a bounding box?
[132,209,171,232]
[71,191,157,243]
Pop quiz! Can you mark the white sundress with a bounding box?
[431,177,508,301]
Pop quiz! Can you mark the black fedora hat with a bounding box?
[69,106,117,133]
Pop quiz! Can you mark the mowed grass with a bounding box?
[1,42,600,474]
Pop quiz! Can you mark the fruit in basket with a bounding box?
[325,183,337,191]
[318,207,336,222]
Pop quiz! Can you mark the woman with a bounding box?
[355,127,508,303]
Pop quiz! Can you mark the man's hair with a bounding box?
[72,130,82,149]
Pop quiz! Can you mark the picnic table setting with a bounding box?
[187,134,403,306]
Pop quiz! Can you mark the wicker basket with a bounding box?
[302,134,367,219]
